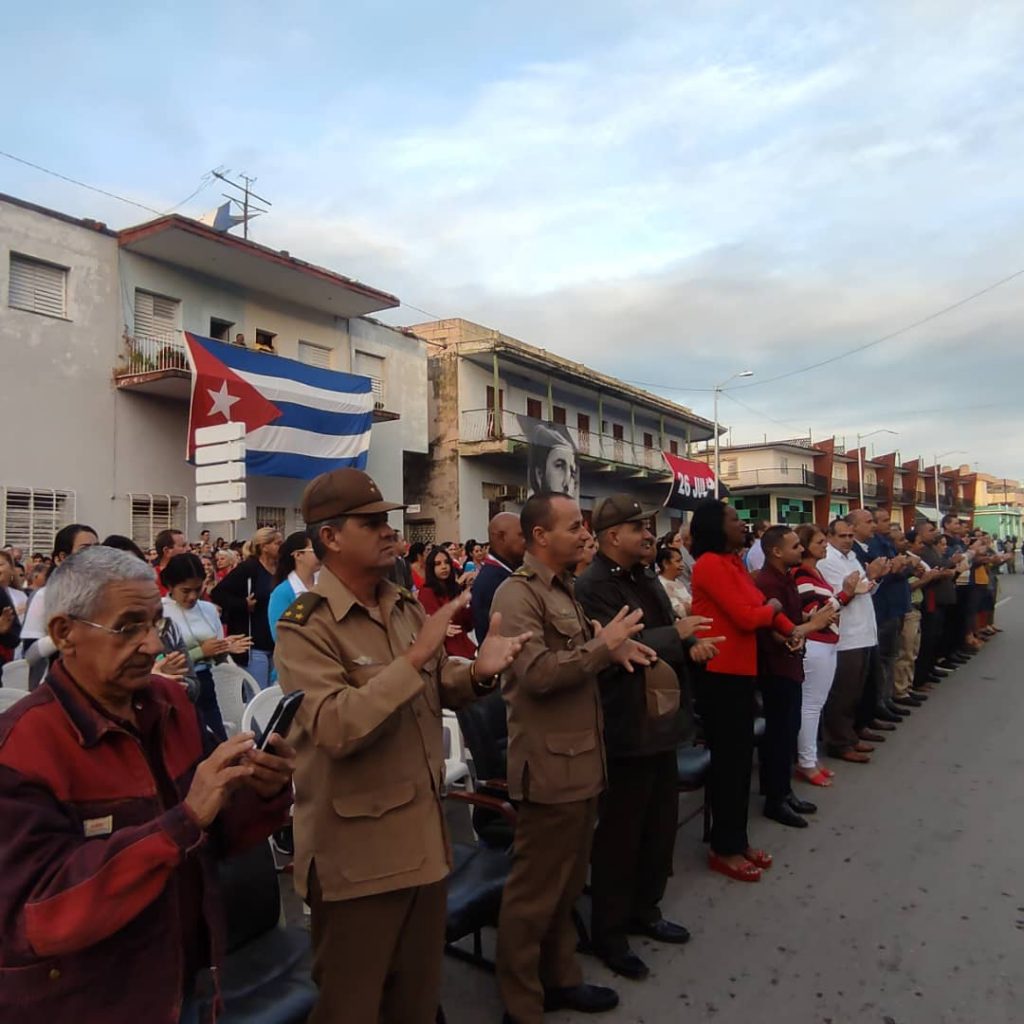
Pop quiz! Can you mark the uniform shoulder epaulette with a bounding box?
[511,566,535,579]
[280,592,324,626]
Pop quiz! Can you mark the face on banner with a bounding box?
[522,418,580,500]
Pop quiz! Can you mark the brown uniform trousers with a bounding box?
[490,552,612,1024]
[275,568,482,1024]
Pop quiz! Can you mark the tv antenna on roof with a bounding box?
[203,169,272,239]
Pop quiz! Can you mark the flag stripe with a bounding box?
[245,424,371,461]
[203,342,372,393]
[269,400,373,435]
[236,369,373,415]
[246,450,369,478]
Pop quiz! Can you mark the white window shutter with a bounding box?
[134,290,180,346]
[298,341,332,369]
[9,254,67,317]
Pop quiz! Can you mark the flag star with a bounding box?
[207,381,241,421]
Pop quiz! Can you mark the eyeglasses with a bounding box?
[71,616,164,643]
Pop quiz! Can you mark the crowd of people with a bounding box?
[0,472,1016,1024]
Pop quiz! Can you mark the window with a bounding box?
[134,290,180,347]
[255,506,287,532]
[669,440,679,455]
[526,398,543,420]
[643,432,654,449]
[612,424,624,440]
[577,413,590,435]
[298,341,332,368]
[129,493,187,549]
[406,521,436,546]
[722,459,738,478]
[354,350,386,405]
[1,486,76,552]
[209,317,234,341]
[552,406,566,426]
[780,456,789,476]
[9,253,67,318]
[255,330,277,352]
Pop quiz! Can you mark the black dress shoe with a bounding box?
[786,793,817,814]
[887,705,912,717]
[871,719,898,731]
[893,695,923,707]
[765,800,808,828]
[628,918,691,944]
[597,948,649,980]
[875,709,904,723]
[544,984,620,1013]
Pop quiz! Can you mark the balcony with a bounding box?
[721,466,828,492]
[830,478,849,495]
[459,409,669,476]
[114,333,400,419]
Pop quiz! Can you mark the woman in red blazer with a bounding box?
[417,545,478,660]
[691,500,797,882]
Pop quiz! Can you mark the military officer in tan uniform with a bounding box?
[275,468,530,1024]
[491,492,656,1024]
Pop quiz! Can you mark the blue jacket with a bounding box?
[471,561,513,644]
[867,533,911,621]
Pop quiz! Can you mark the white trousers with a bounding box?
[798,640,838,769]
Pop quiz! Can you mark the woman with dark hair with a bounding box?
[267,530,321,642]
[417,545,477,659]
[162,552,251,740]
[690,499,797,882]
[21,523,99,662]
[101,534,148,561]
[408,541,428,591]
[462,538,484,573]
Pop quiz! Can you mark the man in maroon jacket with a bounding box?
[0,545,294,1024]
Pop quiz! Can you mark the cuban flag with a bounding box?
[184,333,374,479]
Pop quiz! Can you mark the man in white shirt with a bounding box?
[744,519,770,573]
[818,518,880,763]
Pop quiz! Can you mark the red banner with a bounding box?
[662,452,727,510]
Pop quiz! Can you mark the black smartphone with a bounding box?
[256,691,304,751]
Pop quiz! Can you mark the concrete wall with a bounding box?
[0,199,122,533]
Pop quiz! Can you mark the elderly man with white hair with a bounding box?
[0,546,294,1023]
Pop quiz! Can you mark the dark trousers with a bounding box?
[498,798,597,1024]
[758,675,802,802]
[590,751,678,956]
[914,607,945,686]
[940,591,968,659]
[697,671,755,857]
[823,647,869,753]
[855,644,881,730]
[307,864,446,1024]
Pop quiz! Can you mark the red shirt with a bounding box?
[416,586,477,660]
[692,551,795,676]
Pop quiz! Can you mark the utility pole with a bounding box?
[210,170,272,239]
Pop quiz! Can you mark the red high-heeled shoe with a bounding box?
[708,852,761,882]
[745,848,773,870]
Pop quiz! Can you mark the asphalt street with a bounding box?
[442,574,1023,1024]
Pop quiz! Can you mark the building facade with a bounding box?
[404,318,716,543]
[1,193,428,552]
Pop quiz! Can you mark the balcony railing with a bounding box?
[721,466,828,492]
[116,334,189,376]
[460,409,668,473]
[831,479,849,495]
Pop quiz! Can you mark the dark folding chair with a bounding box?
[217,841,316,1024]
[676,742,712,840]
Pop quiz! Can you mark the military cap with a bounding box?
[301,468,404,523]
[590,493,657,533]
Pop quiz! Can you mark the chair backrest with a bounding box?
[0,689,29,714]
[241,685,283,738]
[210,658,258,736]
[218,839,283,953]
[456,691,508,783]
[1,659,29,691]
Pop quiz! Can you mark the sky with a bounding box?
[4,1,1023,478]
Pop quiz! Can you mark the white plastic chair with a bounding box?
[210,657,261,736]
[241,684,283,739]
[1,659,29,691]
[442,709,471,790]
[0,688,28,713]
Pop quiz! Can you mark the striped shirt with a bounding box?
[793,563,852,644]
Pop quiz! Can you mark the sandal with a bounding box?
[818,765,835,778]
[795,767,832,787]
[745,848,773,870]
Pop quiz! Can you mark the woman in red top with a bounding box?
[417,545,478,660]
[691,500,796,882]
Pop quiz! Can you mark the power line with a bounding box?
[719,390,809,431]
[0,148,217,218]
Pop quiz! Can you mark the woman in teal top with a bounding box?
[268,531,321,643]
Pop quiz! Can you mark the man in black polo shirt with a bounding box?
[576,494,719,981]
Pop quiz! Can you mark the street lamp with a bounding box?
[713,371,754,498]
[856,429,898,507]
[933,449,967,522]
